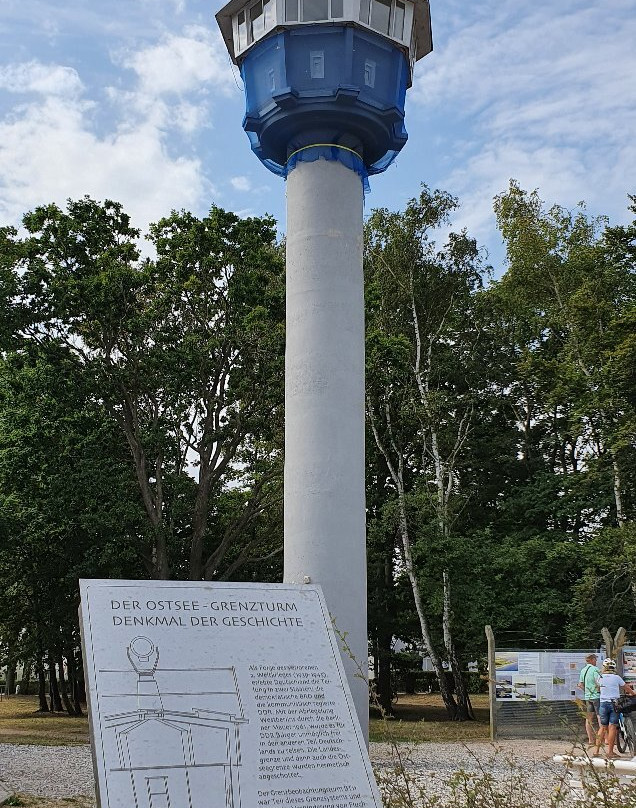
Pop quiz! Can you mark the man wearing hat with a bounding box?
[577,653,600,744]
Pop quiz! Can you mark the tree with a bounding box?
[492,182,636,627]
[0,346,144,712]
[364,185,487,719]
[10,198,285,581]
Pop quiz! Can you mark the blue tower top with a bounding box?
[216,0,432,179]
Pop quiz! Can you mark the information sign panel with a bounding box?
[623,647,636,684]
[494,650,597,701]
[80,579,381,808]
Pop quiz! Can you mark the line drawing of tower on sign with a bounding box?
[100,636,247,808]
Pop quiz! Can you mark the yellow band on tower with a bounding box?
[286,143,363,164]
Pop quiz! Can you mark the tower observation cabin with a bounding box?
[216,0,432,178]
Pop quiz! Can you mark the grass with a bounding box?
[0,692,490,747]
[369,692,490,743]
[0,696,89,746]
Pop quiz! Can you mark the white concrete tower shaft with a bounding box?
[283,158,368,736]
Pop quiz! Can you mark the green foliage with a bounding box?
[491,182,636,643]
[0,346,143,677]
[0,196,286,694]
[4,197,285,581]
[366,180,636,677]
[1,182,634,726]
[568,524,636,644]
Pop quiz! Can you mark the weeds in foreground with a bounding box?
[373,745,539,808]
[373,742,636,808]
[0,797,92,808]
[552,755,636,808]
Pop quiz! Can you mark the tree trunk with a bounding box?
[67,647,84,716]
[21,662,32,695]
[37,663,50,712]
[118,401,170,580]
[57,653,74,715]
[48,655,63,712]
[6,655,16,696]
[403,539,457,718]
[367,406,458,718]
[612,453,625,528]
[190,450,215,581]
[375,629,395,717]
[396,462,458,717]
[443,570,474,721]
[411,296,472,722]
[145,522,170,580]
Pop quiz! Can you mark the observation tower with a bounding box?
[216,0,432,736]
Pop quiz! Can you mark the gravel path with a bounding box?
[0,739,574,805]
[0,743,95,799]
[372,739,570,805]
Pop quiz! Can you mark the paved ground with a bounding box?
[0,739,582,806]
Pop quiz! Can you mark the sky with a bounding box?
[1,0,635,272]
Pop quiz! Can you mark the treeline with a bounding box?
[366,183,636,716]
[0,182,634,716]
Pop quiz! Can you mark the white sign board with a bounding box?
[80,579,381,808]
[623,648,636,684]
[494,650,603,701]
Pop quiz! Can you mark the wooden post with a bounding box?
[601,626,628,664]
[614,627,627,674]
[485,625,496,741]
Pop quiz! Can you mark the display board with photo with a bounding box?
[623,648,636,684]
[494,650,595,702]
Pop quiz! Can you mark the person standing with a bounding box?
[577,653,600,744]
[592,657,636,758]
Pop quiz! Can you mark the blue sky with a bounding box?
[1,0,634,272]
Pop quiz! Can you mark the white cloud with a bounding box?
[410,0,636,266]
[137,0,187,15]
[121,26,234,98]
[0,20,243,237]
[100,26,236,149]
[104,87,211,136]
[172,101,210,134]
[0,61,212,236]
[230,176,252,192]
[0,61,83,98]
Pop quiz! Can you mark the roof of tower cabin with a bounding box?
[215,0,433,65]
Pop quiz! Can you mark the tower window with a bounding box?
[285,0,299,20]
[284,0,343,22]
[250,1,265,40]
[237,10,248,51]
[369,0,391,35]
[359,0,410,42]
[393,0,405,39]
[235,0,276,52]
[302,0,328,21]
[264,0,275,27]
